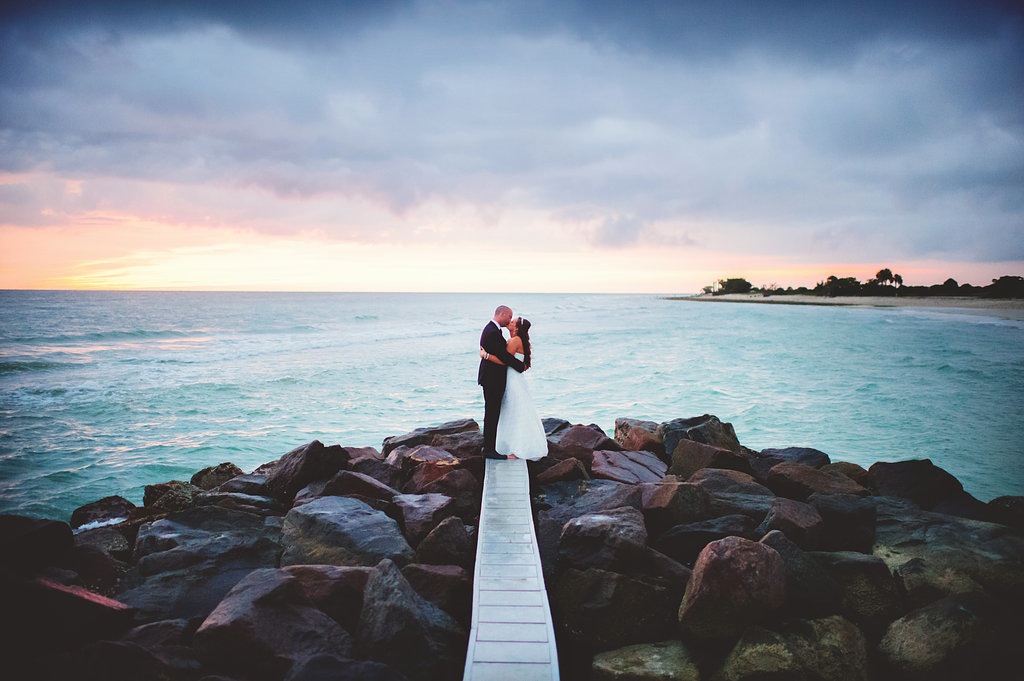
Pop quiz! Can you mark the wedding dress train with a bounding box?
[495,353,548,460]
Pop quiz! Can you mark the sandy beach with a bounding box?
[672,293,1024,321]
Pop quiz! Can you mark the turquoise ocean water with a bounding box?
[1,291,1022,521]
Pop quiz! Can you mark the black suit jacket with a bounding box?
[478,321,526,387]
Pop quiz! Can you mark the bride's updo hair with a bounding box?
[516,317,532,369]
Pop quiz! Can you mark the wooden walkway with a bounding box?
[463,457,560,681]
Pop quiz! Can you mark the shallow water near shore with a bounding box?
[1,290,1022,520]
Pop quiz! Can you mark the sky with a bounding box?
[1,0,1022,293]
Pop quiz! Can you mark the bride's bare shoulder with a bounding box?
[507,336,524,353]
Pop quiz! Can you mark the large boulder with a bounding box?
[118,506,282,621]
[193,568,352,681]
[716,615,868,681]
[766,461,869,501]
[194,491,287,517]
[535,480,643,578]
[0,514,74,575]
[70,496,136,530]
[559,506,648,572]
[810,550,905,640]
[280,496,413,568]
[413,516,475,570]
[143,480,205,514]
[429,429,485,459]
[283,564,372,634]
[754,497,824,549]
[686,468,776,521]
[872,496,1024,603]
[356,559,466,681]
[548,424,622,466]
[217,473,270,496]
[653,515,760,567]
[191,462,245,491]
[535,457,589,485]
[639,482,711,537]
[760,530,842,617]
[591,640,700,681]
[553,567,682,655]
[877,591,1011,680]
[390,445,461,493]
[678,536,786,640]
[391,493,456,547]
[613,418,665,458]
[660,415,741,456]
[749,446,831,480]
[669,439,752,480]
[591,450,668,484]
[265,441,350,502]
[867,459,964,510]
[418,468,481,522]
[808,493,877,553]
[381,418,479,456]
[401,563,472,626]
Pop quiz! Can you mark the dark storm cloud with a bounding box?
[1,0,1021,262]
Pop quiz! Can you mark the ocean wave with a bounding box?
[7,328,206,345]
[0,360,66,374]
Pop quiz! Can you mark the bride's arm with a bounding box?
[480,347,505,365]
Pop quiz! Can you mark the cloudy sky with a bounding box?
[1,0,1021,292]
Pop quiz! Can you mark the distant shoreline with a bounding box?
[669,293,1024,321]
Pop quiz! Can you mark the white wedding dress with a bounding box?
[495,353,548,460]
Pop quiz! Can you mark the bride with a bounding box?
[480,317,548,460]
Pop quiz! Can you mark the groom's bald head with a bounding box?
[493,305,513,327]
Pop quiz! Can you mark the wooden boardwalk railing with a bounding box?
[462,457,560,681]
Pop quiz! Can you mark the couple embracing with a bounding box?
[477,305,548,460]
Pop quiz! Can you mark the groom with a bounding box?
[478,305,526,459]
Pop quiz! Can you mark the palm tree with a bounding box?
[876,268,894,286]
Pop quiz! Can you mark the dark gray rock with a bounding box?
[381,418,479,456]
[810,550,905,640]
[191,463,245,491]
[118,506,282,622]
[280,496,413,568]
[70,496,136,530]
[283,564,372,634]
[754,497,824,549]
[678,536,786,640]
[559,506,648,573]
[653,514,760,567]
[193,568,352,681]
[356,559,466,681]
[265,441,350,502]
[760,530,842,617]
[284,654,410,681]
[659,414,741,457]
[867,459,964,510]
[750,446,831,480]
[413,516,475,570]
[808,493,877,553]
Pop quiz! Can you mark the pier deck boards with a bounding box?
[463,457,559,681]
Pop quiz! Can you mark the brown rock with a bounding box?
[549,424,622,466]
[535,457,589,485]
[264,440,350,502]
[640,482,711,535]
[613,418,665,457]
[419,468,481,522]
[669,439,752,479]
[755,497,824,549]
[592,450,668,484]
[766,461,868,501]
[678,536,787,639]
[401,563,472,626]
[190,462,245,491]
[867,459,963,510]
[391,493,456,547]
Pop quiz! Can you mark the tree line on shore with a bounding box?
[706,270,1024,299]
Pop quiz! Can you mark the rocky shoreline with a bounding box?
[3,414,1023,680]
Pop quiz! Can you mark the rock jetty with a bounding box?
[2,414,1022,680]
